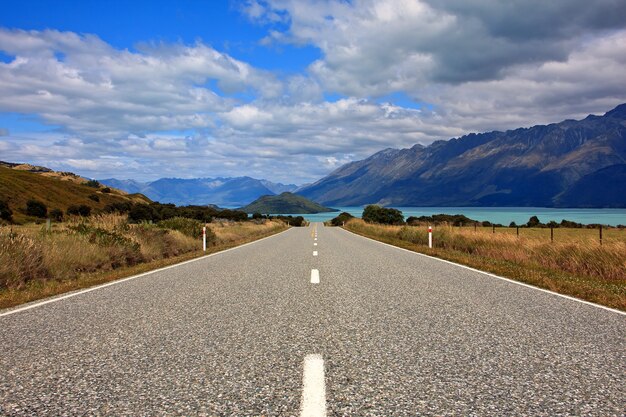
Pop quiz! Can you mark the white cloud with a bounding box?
[0,28,281,138]
[1,1,626,184]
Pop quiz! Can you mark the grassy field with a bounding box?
[344,219,626,311]
[0,215,287,309]
[0,166,150,224]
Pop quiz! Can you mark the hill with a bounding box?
[0,165,150,223]
[240,192,338,214]
[100,177,298,206]
[298,103,626,208]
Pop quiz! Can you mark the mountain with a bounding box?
[240,192,338,214]
[298,103,626,208]
[0,165,150,223]
[100,177,298,207]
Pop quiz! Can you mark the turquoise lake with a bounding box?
[274,207,626,226]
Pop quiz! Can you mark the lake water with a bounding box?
[276,207,626,226]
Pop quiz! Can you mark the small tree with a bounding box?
[527,216,541,228]
[362,205,404,225]
[0,200,12,221]
[67,204,91,217]
[26,199,48,218]
[128,204,159,223]
[50,208,64,222]
[85,179,100,188]
[252,212,263,220]
[509,221,517,228]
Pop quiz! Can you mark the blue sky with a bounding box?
[1,0,625,183]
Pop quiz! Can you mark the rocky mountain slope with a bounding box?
[298,104,626,207]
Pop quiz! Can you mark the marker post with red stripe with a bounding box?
[428,225,432,248]
[202,226,207,252]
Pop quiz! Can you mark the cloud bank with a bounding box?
[2,1,626,183]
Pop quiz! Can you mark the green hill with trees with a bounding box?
[241,192,338,214]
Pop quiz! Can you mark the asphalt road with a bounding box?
[1,223,624,416]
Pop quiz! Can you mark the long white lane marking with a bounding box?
[313,251,318,256]
[0,228,295,318]
[314,238,317,241]
[311,269,320,284]
[340,228,626,316]
[314,242,318,246]
[301,354,326,417]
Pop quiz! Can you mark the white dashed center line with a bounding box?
[310,269,320,284]
[314,242,317,246]
[313,251,318,256]
[301,354,326,417]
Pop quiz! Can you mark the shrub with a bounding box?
[50,208,64,222]
[0,232,50,289]
[158,217,210,240]
[67,204,91,217]
[104,201,132,214]
[252,212,263,220]
[88,194,100,202]
[128,204,160,223]
[0,200,12,221]
[85,179,100,188]
[509,221,517,228]
[362,205,404,225]
[101,187,111,193]
[26,199,48,218]
[331,212,354,226]
[527,215,541,227]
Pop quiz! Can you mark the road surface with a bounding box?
[1,223,624,416]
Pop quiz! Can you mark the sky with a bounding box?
[1,0,625,184]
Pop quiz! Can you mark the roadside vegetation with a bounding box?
[0,213,287,309]
[332,206,626,310]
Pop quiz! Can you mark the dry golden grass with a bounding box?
[0,217,287,309]
[345,219,626,311]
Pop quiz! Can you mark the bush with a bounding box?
[158,217,210,240]
[527,215,541,227]
[88,194,100,202]
[104,201,132,214]
[101,187,111,193]
[330,212,354,226]
[85,179,100,188]
[509,221,517,228]
[362,205,404,225]
[252,212,263,220]
[26,199,48,218]
[67,204,91,217]
[128,204,160,223]
[0,200,12,221]
[50,208,64,222]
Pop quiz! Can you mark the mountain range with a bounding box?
[297,104,626,208]
[99,177,298,207]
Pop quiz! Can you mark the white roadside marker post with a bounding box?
[428,225,432,249]
[202,226,207,252]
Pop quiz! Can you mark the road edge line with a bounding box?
[0,227,293,318]
[340,227,626,316]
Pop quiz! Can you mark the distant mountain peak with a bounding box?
[100,176,299,207]
[297,103,626,208]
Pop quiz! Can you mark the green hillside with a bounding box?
[240,192,338,214]
[0,166,151,223]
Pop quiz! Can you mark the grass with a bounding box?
[0,166,149,224]
[343,219,626,311]
[0,215,287,309]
